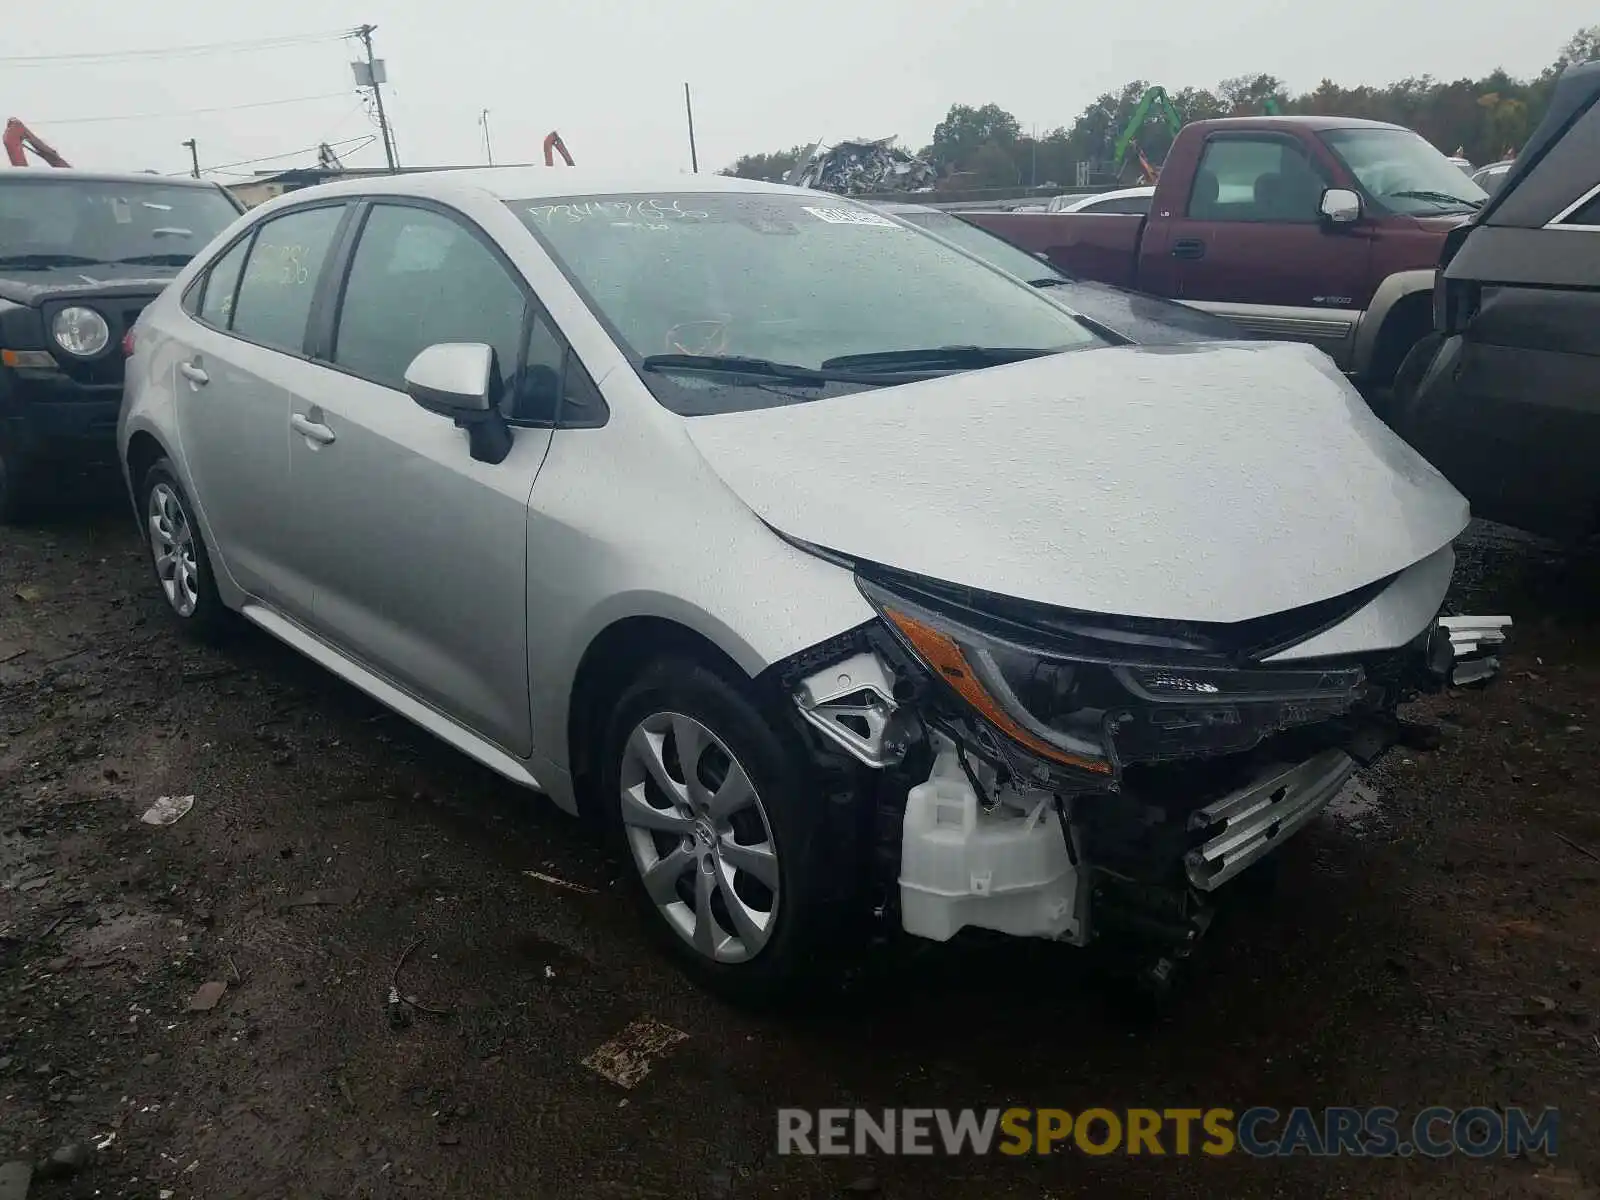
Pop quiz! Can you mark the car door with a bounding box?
[288,199,554,756]
[1140,131,1372,366]
[172,201,351,622]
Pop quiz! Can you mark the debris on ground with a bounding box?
[0,1162,31,1200]
[188,980,228,1012]
[38,1142,88,1180]
[789,137,937,195]
[524,870,597,895]
[582,1018,689,1090]
[389,937,451,1018]
[140,794,195,826]
[285,887,359,908]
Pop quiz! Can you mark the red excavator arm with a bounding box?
[4,119,69,168]
[543,130,573,167]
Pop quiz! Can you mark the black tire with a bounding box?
[1377,331,1444,427]
[136,458,232,642]
[598,657,862,1006]
[0,440,36,526]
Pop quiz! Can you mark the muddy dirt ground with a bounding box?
[0,486,1597,1200]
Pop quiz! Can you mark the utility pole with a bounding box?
[683,83,699,174]
[181,138,199,179]
[353,24,399,172]
[480,109,494,166]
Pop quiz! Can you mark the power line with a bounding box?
[185,134,377,177]
[0,30,350,67]
[40,92,356,127]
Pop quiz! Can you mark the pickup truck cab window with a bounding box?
[1190,135,1331,223]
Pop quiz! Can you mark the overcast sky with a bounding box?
[4,1,1592,179]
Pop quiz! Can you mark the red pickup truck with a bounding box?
[962,116,1488,387]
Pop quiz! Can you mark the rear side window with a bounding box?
[333,203,527,394]
[197,237,250,329]
[229,205,346,354]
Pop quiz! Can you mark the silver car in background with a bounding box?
[118,170,1508,1003]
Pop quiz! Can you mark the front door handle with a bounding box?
[290,413,336,445]
[1171,238,1207,260]
[178,361,209,386]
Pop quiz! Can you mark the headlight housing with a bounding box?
[857,576,1369,783]
[51,306,111,358]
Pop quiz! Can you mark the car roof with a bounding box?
[0,168,226,188]
[1190,114,1410,133]
[270,167,809,206]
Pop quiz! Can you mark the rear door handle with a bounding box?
[290,413,336,445]
[178,361,208,386]
[1171,238,1206,260]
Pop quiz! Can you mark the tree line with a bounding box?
[722,26,1598,189]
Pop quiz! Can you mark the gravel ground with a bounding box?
[0,488,1597,1200]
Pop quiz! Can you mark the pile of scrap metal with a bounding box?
[788,137,936,195]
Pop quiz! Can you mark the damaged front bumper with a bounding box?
[783,592,1513,960]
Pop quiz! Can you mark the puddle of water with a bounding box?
[1324,777,1387,837]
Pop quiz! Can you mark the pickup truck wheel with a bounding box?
[138,459,231,642]
[1377,331,1445,427]
[599,657,856,1006]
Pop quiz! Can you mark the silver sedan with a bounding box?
[119,169,1506,1002]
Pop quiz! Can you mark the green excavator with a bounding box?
[1111,86,1282,180]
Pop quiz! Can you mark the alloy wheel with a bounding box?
[619,710,781,964]
[147,481,200,618]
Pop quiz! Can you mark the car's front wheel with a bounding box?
[600,658,857,1004]
[138,458,230,641]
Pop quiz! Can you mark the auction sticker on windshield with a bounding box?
[801,206,903,228]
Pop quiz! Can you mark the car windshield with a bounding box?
[0,178,239,268]
[1319,128,1488,215]
[889,208,1067,282]
[512,191,1101,413]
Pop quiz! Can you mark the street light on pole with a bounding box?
[181,138,199,179]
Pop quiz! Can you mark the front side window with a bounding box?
[197,237,250,328]
[229,205,346,354]
[333,204,527,395]
[0,179,240,269]
[1320,128,1488,216]
[1189,138,1331,222]
[511,192,1101,415]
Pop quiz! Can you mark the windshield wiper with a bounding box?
[1029,277,1070,288]
[640,353,856,387]
[0,253,102,269]
[820,345,1057,372]
[113,253,193,266]
[1388,189,1483,209]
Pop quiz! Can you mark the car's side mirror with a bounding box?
[404,342,512,464]
[1320,188,1362,226]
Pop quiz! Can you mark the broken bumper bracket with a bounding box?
[1432,614,1513,687]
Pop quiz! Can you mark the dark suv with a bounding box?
[0,170,243,520]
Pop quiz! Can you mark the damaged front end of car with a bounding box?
[767,555,1511,982]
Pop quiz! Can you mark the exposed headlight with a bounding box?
[857,577,1369,781]
[52,306,110,357]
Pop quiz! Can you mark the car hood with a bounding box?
[682,341,1469,624]
[0,263,180,307]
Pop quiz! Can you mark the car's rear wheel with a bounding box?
[138,459,230,641]
[599,657,857,1005]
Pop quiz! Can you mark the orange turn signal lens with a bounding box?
[1,349,56,369]
[880,605,1113,776]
